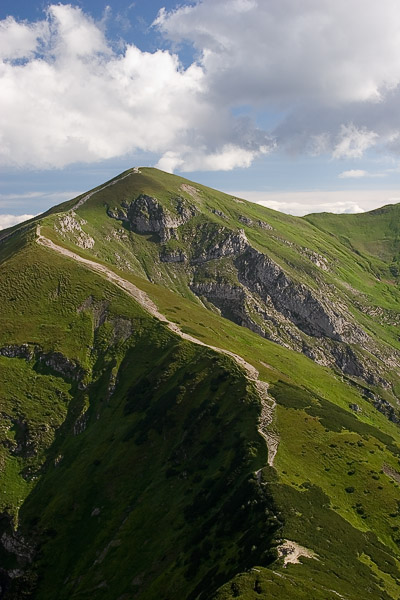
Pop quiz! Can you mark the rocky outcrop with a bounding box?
[1,532,34,563]
[190,227,249,264]
[38,351,85,382]
[235,247,366,343]
[160,248,187,263]
[0,513,36,597]
[78,296,108,328]
[73,409,89,435]
[191,280,301,348]
[55,212,95,249]
[77,297,132,342]
[364,390,399,423]
[0,344,86,384]
[192,281,246,312]
[105,193,393,395]
[108,195,197,242]
[0,415,39,458]
[188,245,384,389]
[238,215,253,226]
[331,345,367,379]
[238,216,273,231]
[0,345,33,360]
[211,208,227,219]
[258,220,273,231]
[301,248,330,271]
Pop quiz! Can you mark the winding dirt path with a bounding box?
[36,222,279,465]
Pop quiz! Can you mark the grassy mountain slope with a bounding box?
[0,169,399,599]
[305,204,400,265]
[0,232,279,599]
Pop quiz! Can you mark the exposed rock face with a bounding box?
[0,513,36,597]
[73,409,89,435]
[0,344,85,383]
[301,249,330,271]
[77,296,132,342]
[78,296,108,328]
[160,248,187,263]
[238,216,273,231]
[56,212,95,249]
[1,532,34,563]
[192,282,246,320]
[109,195,197,242]
[0,513,34,588]
[238,215,253,226]
[0,415,47,459]
[364,390,399,423]
[0,345,33,360]
[211,208,227,219]
[235,248,367,344]
[38,351,85,382]
[331,345,366,379]
[190,227,249,264]
[105,191,397,397]
[258,220,273,231]
[192,280,281,343]
[189,245,384,389]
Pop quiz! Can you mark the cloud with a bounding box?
[0,4,272,171]
[338,168,387,178]
[0,213,35,230]
[3,1,400,173]
[0,16,47,60]
[156,0,400,105]
[156,143,272,173]
[156,0,400,158]
[338,169,367,179]
[228,189,400,216]
[332,124,378,159]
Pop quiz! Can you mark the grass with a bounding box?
[1,167,400,598]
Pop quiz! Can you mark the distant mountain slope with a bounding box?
[305,203,400,264]
[0,168,399,599]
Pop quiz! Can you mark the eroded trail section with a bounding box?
[36,226,279,465]
[255,381,279,467]
[278,540,317,567]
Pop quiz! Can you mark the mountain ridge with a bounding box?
[0,167,399,599]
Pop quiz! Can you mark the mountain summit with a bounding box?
[0,168,399,599]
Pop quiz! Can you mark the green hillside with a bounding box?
[305,204,400,264]
[0,168,399,599]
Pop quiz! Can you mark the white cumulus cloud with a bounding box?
[156,0,400,158]
[0,4,272,171]
[156,143,272,173]
[0,214,35,230]
[156,0,400,105]
[3,1,400,173]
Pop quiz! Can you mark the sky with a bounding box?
[1,0,400,228]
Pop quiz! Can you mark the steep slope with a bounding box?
[0,228,279,599]
[0,169,399,599]
[39,167,400,405]
[305,203,400,266]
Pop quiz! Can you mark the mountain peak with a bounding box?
[0,168,399,599]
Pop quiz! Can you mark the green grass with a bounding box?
[1,168,400,599]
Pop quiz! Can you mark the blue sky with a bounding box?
[1,0,400,228]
